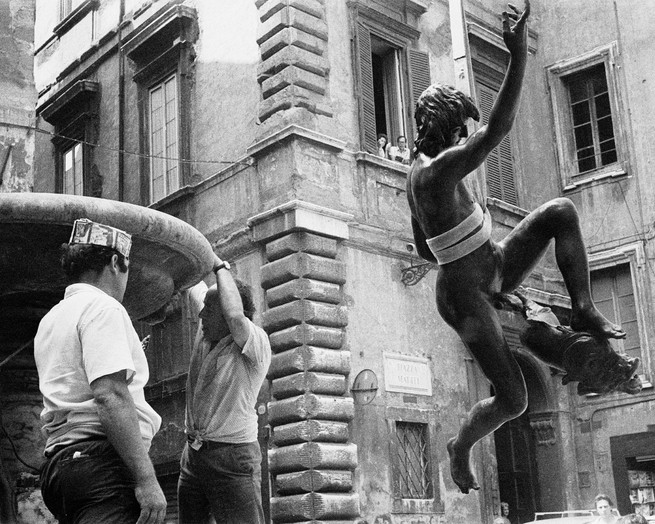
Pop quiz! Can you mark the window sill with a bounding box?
[355,151,410,174]
[53,0,99,38]
[563,166,628,191]
[148,185,195,211]
[392,498,440,514]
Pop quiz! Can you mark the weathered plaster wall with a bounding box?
[345,246,482,523]
[0,0,36,194]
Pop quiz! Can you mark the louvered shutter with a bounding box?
[408,49,431,144]
[356,23,377,154]
[476,82,518,206]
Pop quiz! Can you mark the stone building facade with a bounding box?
[5,0,653,522]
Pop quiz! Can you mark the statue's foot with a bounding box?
[447,438,480,494]
[571,307,625,339]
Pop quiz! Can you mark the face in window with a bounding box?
[397,136,407,150]
[595,499,611,517]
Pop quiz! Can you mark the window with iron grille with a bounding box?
[393,421,433,499]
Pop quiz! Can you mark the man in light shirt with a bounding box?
[178,255,271,523]
[35,219,166,524]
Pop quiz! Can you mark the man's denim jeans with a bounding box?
[41,439,141,524]
[177,441,264,524]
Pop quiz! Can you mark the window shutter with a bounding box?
[476,82,518,206]
[409,49,431,113]
[355,23,378,154]
[408,49,431,146]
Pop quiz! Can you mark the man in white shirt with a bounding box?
[35,219,166,524]
[178,256,271,523]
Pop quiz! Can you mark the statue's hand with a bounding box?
[502,1,530,57]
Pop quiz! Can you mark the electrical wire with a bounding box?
[0,409,40,474]
[617,178,655,280]
[0,120,251,167]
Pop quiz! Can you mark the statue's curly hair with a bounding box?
[414,84,480,157]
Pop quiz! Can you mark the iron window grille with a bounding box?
[393,421,433,499]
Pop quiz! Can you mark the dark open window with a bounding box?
[353,5,430,156]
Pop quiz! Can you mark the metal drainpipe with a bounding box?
[580,393,655,487]
[118,0,125,201]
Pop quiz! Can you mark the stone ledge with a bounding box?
[249,199,351,245]
[247,126,346,158]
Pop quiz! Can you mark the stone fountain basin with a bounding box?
[1,192,215,322]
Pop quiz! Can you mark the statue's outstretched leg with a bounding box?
[438,292,527,494]
[498,198,624,339]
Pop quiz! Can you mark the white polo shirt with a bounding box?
[34,283,161,455]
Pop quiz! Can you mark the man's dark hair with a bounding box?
[60,243,128,282]
[234,279,256,320]
[414,83,480,157]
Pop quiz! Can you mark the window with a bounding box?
[353,5,430,156]
[591,264,639,362]
[149,74,180,204]
[122,5,196,205]
[371,36,407,144]
[40,80,99,196]
[62,142,84,195]
[471,36,518,206]
[565,64,616,174]
[589,243,649,382]
[59,0,72,20]
[393,422,432,499]
[546,42,628,188]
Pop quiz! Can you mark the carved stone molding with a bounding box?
[529,412,557,446]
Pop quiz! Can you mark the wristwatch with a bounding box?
[214,260,231,272]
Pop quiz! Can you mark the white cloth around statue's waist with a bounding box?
[426,203,492,265]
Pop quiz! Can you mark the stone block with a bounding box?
[272,371,347,399]
[260,26,326,61]
[258,83,333,122]
[272,419,350,445]
[266,232,338,262]
[268,324,344,352]
[266,278,342,307]
[270,492,360,521]
[257,6,328,46]
[263,300,348,332]
[276,469,353,494]
[268,442,358,473]
[262,252,346,289]
[268,393,354,426]
[259,0,325,23]
[262,65,328,99]
[258,44,329,82]
[268,346,351,378]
